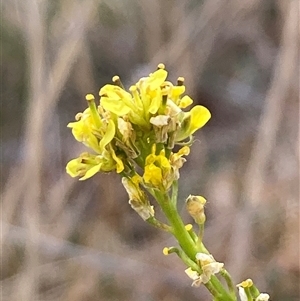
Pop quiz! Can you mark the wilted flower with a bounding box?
[196,253,224,284]
[122,175,154,220]
[185,267,202,287]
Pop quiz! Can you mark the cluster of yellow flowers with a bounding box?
[66,64,270,300]
[66,64,211,191]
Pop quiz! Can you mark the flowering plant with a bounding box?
[66,64,269,301]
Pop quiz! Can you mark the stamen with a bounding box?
[157,63,165,70]
[177,77,185,86]
[112,75,125,89]
[85,94,95,102]
[85,94,102,128]
[75,112,83,121]
[129,85,143,109]
[163,247,170,255]
[185,224,193,231]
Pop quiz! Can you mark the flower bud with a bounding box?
[186,195,207,224]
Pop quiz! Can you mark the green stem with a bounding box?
[220,269,237,299]
[210,275,234,301]
[146,216,173,233]
[155,190,198,259]
[154,190,235,301]
[171,180,178,206]
[197,224,205,245]
[166,247,202,273]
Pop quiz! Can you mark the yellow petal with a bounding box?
[177,146,190,156]
[172,86,185,98]
[189,105,211,133]
[100,84,132,100]
[149,94,162,114]
[66,158,82,177]
[67,120,86,142]
[179,95,193,108]
[176,105,211,141]
[100,84,136,114]
[147,69,168,90]
[111,148,124,173]
[79,163,102,180]
[99,119,115,151]
[101,97,131,116]
[158,153,171,170]
[144,163,162,186]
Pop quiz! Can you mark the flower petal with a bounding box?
[110,148,124,173]
[179,95,193,108]
[99,119,115,151]
[101,97,131,116]
[66,158,82,177]
[79,163,102,180]
[147,69,168,90]
[189,105,211,133]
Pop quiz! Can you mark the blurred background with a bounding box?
[1,0,299,300]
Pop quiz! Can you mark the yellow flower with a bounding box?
[143,145,190,190]
[66,64,211,181]
[67,94,117,155]
[100,84,149,128]
[99,84,133,115]
[99,68,168,128]
[143,145,172,190]
[66,149,124,180]
[67,108,101,153]
[176,105,211,141]
[136,68,168,116]
[66,153,103,180]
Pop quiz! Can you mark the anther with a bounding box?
[112,75,125,89]
[85,94,95,102]
[157,63,165,70]
[163,247,170,255]
[177,77,185,86]
[185,224,193,231]
[75,112,83,121]
[129,85,137,92]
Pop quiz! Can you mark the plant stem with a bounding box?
[156,190,198,259]
[220,269,237,299]
[154,190,235,301]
